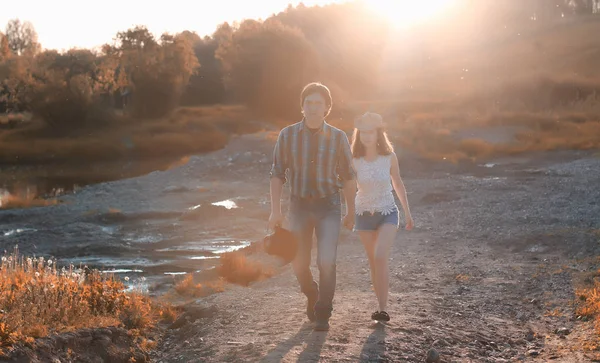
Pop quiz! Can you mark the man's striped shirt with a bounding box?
[270,120,355,198]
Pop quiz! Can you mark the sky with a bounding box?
[0,0,345,51]
[1,0,457,52]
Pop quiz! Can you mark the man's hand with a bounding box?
[342,213,355,230]
[268,211,284,231]
[405,215,414,231]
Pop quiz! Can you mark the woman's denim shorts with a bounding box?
[354,207,399,231]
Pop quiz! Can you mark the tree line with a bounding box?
[0,0,598,130]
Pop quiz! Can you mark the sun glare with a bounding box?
[365,0,456,28]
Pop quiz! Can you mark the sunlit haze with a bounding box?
[366,0,456,28]
[0,0,345,51]
[1,0,457,52]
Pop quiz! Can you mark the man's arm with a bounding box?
[268,130,287,229]
[342,179,356,215]
[338,131,356,216]
[270,176,284,216]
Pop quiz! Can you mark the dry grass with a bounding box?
[216,252,274,287]
[0,113,33,128]
[0,247,176,355]
[576,280,600,333]
[360,17,600,161]
[174,275,226,298]
[0,189,59,210]
[0,105,254,166]
[367,108,600,163]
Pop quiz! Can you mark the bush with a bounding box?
[1,49,118,130]
[0,247,174,355]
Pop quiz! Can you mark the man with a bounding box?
[268,82,356,331]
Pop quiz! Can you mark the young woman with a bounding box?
[351,112,414,322]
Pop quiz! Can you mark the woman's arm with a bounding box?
[390,152,413,229]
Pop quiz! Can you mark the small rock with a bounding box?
[426,348,441,363]
[555,327,570,336]
[525,330,535,341]
[527,349,540,357]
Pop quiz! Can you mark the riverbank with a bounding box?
[2,129,600,361]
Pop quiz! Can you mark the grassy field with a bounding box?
[0,105,258,166]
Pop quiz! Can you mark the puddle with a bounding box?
[61,256,167,268]
[211,199,238,209]
[123,234,163,243]
[208,241,251,254]
[101,269,144,274]
[155,239,250,255]
[460,176,506,182]
[187,199,239,212]
[163,271,189,276]
[189,256,220,260]
[100,226,116,235]
[527,244,547,253]
[3,228,37,237]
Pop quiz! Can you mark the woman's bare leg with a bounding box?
[358,231,379,303]
[373,223,398,312]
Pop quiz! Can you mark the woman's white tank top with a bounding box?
[353,154,397,215]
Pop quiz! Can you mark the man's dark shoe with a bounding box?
[306,283,319,322]
[314,319,330,331]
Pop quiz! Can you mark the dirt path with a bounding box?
[147,132,600,362]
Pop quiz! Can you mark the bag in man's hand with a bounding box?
[263,226,297,264]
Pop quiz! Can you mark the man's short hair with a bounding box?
[300,82,333,116]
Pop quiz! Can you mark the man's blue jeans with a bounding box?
[288,192,342,320]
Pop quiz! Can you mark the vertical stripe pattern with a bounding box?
[269,120,356,198]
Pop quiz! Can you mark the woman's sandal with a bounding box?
[371,311,390,322]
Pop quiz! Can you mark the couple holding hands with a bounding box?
[267,82,414,331]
